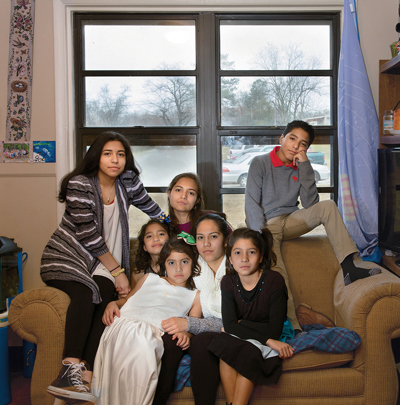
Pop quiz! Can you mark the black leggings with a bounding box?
[45,276,115,370]
[153,331,220,405]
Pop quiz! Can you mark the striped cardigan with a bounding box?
[40,170,164,304]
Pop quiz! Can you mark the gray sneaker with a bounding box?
[47,360,97,403]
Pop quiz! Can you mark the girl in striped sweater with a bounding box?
[41,132,167,404]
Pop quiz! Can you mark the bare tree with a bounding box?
[86,84,131,127]
[253,44,326,124]
[220,54,240,122]
[145,65,196,126]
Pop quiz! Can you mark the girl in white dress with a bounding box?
[130,219,170,288]
[154,213,231,405]
[92,238,202,405]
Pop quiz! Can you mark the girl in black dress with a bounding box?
[208,227,294,405]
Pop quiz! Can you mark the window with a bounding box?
[74,12,339,234]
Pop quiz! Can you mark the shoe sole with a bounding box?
[47,386,97,404]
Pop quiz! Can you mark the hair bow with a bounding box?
[177,231,196,245]
[157,213,171,224]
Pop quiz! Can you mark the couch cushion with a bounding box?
[282,349,353,371]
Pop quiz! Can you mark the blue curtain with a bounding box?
[338,0,382,262]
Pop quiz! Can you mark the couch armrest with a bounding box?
[9,287,70,405]
[334,266,400,405]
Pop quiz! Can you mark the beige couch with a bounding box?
[9,235,400,405]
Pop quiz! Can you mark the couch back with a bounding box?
[281,235,340,321]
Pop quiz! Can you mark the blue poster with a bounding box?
[33,141,56,163]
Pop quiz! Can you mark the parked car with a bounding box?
[229,145,275,160]
[228,144,259,160]
[230,145,326,165]
[306,148,325,165]
[223,152,265,186]
[311,162,330,183]
[222,152,330,187]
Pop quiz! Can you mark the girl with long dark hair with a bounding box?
[41,132,167,403]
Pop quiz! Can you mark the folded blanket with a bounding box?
[286,324,362,354]
[173,354,191,392]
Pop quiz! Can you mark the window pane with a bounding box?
[222,193,331,235]
[223,194,246,229]
[133,144,196,187]
[221,135,331,188]
[84,22,196,71]
[220,22,330,71]
[129,193,168,237]
[85,76,196,127]
[221,76,331,126]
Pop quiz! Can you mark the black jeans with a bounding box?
[153,331,220,405]
[45,276,115,370]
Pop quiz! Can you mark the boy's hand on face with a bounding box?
[293,150,309,167]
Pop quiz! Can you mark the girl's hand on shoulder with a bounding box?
[115,273,131,298]
[172,332,191,350]
[266,339,294,359]
[161,317,188,335]
[102,301,120,326]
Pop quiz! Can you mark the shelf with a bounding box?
[381,54,400,74]
[381,135,400,146]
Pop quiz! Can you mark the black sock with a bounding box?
[341,254,382,286]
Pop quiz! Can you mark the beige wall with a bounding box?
[358,0,399,112]
[0,0,57,292]
[0,0,398,291]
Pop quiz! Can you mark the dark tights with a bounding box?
[45,276,115,370]
[153,331,220,405]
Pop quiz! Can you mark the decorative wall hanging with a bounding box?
[6,0,35,141]
[2,142,30,163]
[33,141,56,162]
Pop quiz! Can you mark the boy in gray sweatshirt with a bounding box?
[245,120,380,330]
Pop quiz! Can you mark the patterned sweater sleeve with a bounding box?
[120,171,164,218]
[65,176,108,257]
[184,316,223,335]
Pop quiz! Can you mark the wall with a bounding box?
[358,0,399,111]
[0,0,398,291]
[0,0,58,292]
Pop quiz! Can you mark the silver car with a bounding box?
[222,151,330,187]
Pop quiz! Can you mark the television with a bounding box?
[378,148,400,254]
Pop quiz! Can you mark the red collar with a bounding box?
[270,146,297,170]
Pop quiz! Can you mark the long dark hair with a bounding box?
[167,173,205,235]
[58,132,139,203]
[133,219,170,274]
[158,238,200,290]
[225,227,277,275]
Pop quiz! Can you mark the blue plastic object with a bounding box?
[0,237,30,403]
[0,324,11,405]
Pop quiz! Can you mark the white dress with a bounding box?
[92,273,197,405]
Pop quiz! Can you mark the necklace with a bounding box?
[103,182,115,204]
